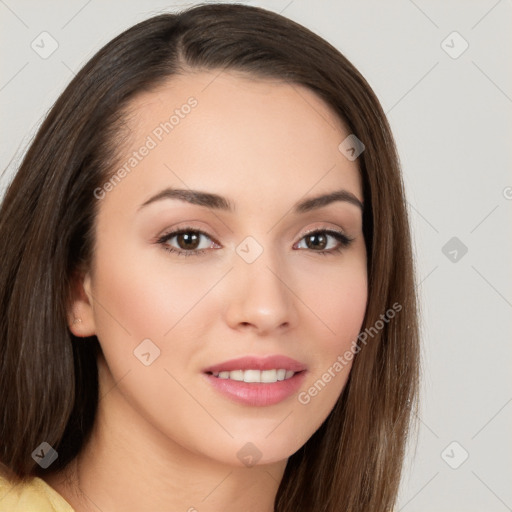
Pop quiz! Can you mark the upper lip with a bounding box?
[203,355,307,374]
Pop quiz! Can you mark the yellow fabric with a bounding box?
[0,474,74,512]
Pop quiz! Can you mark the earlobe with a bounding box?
[67,271,96,337]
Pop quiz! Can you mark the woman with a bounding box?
[0,3,420,511]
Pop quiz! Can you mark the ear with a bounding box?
[67,270,96,337]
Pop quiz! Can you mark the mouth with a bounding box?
[203,355,307,406]
[206,368,299,383]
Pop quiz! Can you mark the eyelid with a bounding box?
[156,225,220,246]
[156,222,218,241]
[293,222,353,241]
[299,226,350,240]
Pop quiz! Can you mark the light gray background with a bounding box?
[1,1,511,510]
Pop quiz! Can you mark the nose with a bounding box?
[223,252,299,336]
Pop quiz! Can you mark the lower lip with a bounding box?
[204,371,307,406]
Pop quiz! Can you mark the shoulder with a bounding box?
[0,473,75,512]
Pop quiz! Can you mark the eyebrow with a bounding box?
[138,187,364,213]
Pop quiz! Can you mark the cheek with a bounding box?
[294,253,367,411]
[301,251,368,349]
[90,243,212,344]
[308,271,367,340]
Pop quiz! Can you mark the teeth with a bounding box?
[229,370,244,381]
[244,369,261,383]
[260,369,277,383]
[211,369,296,383]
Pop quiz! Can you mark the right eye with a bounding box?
[157,228,221,257]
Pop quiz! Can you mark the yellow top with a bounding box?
[0,474,74,512]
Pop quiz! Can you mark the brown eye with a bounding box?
[304,233,328,250]
[295,229,354,254]
[175,232,201,250]
[157,228,220,257]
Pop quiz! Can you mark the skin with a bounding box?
[43,70,368,511]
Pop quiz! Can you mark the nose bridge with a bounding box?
[224,235,297,333]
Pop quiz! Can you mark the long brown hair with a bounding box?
[0,4,420,510]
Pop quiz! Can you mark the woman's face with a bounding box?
[74,70,367,467]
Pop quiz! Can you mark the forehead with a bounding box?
[108,70,363,208]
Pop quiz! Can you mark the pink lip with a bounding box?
[203,355,307,407]
[203,355,306,374]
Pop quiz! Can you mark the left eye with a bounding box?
[295,230,352,252]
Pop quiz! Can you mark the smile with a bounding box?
[209,369,296,383]
[203,355,307,406]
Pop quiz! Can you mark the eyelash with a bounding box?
[156,226,354,257]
